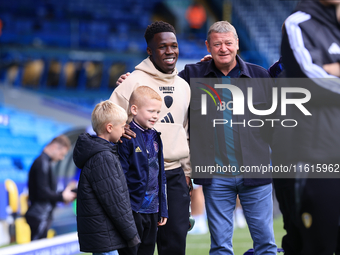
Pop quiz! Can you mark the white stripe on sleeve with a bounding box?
[285,11,340,94]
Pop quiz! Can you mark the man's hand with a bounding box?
[119,124,136,143]
[116,72,131,86]
[323,62,340,77]
[62,183,77,203]
[186,176,193,196]
[200,54,213,62]
[158,217,168,226]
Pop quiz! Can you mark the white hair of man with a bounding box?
[207,21,238,43]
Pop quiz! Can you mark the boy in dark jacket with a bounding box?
[118,86,168,255]
[73,100,140,255]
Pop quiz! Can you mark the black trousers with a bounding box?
[25,215,52,241]
[157,167,191,255]
[297,178,340,255]
[273,178,303,254]
[119,212,158,255]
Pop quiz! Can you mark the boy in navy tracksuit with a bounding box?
[118,86,168,255]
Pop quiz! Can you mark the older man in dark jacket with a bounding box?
[179,21,276,255]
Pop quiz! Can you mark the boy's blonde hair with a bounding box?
[91,100,127,135]
[129,86,162,108]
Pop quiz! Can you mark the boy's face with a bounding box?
[108,121,126,143]
[147,32,179,74]
[131,99,162,129]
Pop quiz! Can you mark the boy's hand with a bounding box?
[119,124,136,143]
[158,217,167,226]
[116,72,131,86]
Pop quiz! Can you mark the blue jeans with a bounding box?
[93,251,118,255]
[203,176,276,255]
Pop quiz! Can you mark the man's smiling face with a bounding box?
[147,32,179,74]
[205,31,239,71]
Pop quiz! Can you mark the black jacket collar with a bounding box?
[203,55,252,78]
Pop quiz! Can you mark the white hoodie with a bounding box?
[109,57,191,176]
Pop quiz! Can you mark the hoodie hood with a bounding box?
[295,0,340,28]
[73,133,117,169]
[135,57,179,83]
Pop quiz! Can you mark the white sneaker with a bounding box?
[235,209,247,229]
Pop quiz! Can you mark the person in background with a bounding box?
[188,184,208,235]
[185,2,207,39]
[26,135,76,240]
[278,0,340,254]
[73,100,140,255]
[233,196,246,229]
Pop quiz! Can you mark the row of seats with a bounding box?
[0,0,210,59]
[0,40,208,92]
[0,105,71,182]
[0,0,160,19]
[231,0,297,67]
[0,21,208,59]
[0,102,80,222]
[0,0,160,51]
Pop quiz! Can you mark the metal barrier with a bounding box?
[0,232,80,255]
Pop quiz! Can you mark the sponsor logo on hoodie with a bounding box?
[160,113,174,123]
[159,86,175,94]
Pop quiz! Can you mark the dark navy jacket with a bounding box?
[179,55,273,186]
[118,122,168,218]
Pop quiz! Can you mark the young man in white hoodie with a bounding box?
[109,21,191,255]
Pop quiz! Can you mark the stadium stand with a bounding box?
[231,0,296,67]
[0,104,72,216]
[0,0,298,250]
